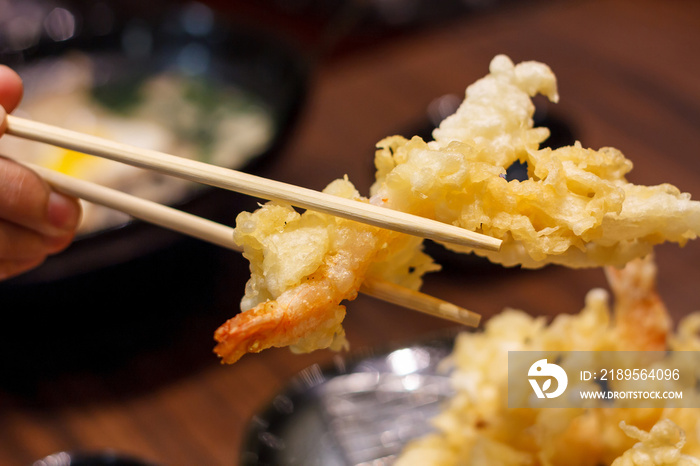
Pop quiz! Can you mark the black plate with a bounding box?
[32,450,160,466]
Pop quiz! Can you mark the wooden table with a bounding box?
[1,0,699,464]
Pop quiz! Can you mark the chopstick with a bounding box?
[359,278,480,327]
[25,162,481,327]
[6,115,501,252]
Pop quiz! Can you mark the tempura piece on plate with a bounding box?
[611,421,700,466]
[395,256,700,466]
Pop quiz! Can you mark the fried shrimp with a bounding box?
[215,54,700,363]
[373,56,700,268]
[214,255,356,364]
[396,256,700,466]
[612,421,700,466]
[605,255,671,351]
[214,178,436,363]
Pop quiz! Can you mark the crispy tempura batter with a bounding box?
[612,421,700,466]
[606,257,671,351]
[214,179,436,363]
[214,55,700,363]
[395,256,700,466]
[374,57,700,268]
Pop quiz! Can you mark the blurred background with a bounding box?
[0,0,698,465]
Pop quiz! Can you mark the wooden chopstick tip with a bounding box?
[439,301,481,327]
[360,278,481,328]
[481,234,502,252]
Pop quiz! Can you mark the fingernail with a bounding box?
[0,106,7,134]
[47,191,81,232]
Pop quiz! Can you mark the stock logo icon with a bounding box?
[528,358,568,399]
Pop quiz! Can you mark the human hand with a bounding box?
[0,65,82,280]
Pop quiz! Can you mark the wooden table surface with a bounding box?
[1,0,699,464]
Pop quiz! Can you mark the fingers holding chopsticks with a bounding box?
[0,66,82,280]
[0,157,82,280]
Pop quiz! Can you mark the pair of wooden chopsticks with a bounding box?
[6,115,490,327]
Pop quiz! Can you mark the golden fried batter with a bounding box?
[373,57,700,268]
[214,55,700,364]
[396,256,700,466]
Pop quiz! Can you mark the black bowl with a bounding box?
[1,0,309,283]
[0,0,309,378]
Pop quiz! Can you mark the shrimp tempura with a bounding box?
[214,55,700,363]
[395,255,700,466]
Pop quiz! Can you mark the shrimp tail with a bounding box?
[213,278,352,364]
[214,300,286,364]
[605,254,671,350]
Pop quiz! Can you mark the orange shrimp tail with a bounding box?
[213,301,285,364]
[213,278,352,364]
